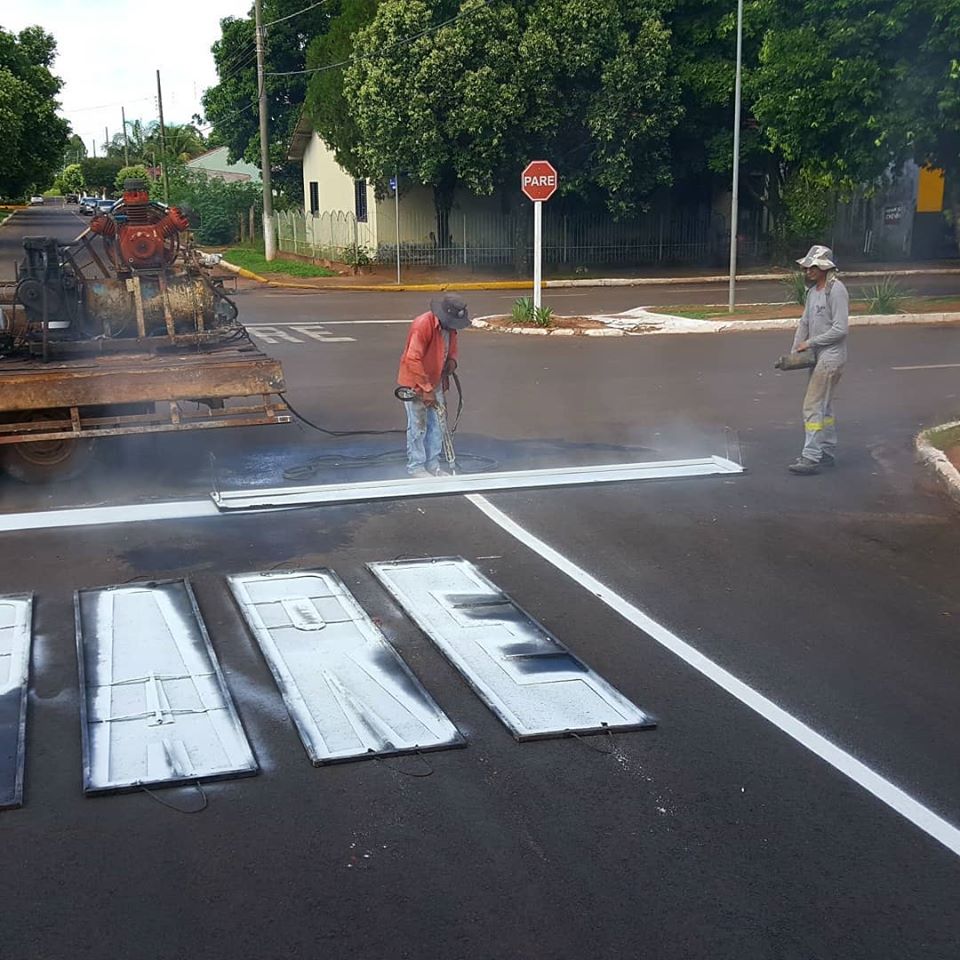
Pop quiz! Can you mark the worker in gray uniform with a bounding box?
[788,245,849,475]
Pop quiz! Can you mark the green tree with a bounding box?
[337,0,679,243]
[304,0,377,175]
[57,162,85,195]
[114,165,151,192]
[202,0,334,203]
[750,0,960,251]
[63,133,88,166]
[0,25,70,198]
[80,157,124,195]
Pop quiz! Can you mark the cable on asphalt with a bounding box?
[138,780,209,813]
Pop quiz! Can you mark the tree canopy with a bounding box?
[0,25,70,198]
[201,0,334,202]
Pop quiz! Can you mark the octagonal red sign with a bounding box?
[521,161,558,202]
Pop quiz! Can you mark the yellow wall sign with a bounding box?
[916,167,945,213]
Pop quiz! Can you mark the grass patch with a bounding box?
[0,208,12,223]
[926,423,960,452]
[223,245,336,278]
[658,309,714,320]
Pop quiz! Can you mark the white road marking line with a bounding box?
[467,493,960,859]
[245,319,407,326]
[246,324,355,344]
[289,324,355,343]
[892,363,960,371]
[0,500,218,533]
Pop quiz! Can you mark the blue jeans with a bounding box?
[405,392,445,473]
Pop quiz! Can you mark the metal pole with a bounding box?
[463,212,467,266]
[727,0,744,312]
[533,200,543,309]
[121,106,129,166]
[104,127,109,157]
[395,172,401,285]
[254,0,277,261]
[156,70,170,204]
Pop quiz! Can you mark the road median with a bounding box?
[916,422,960,507]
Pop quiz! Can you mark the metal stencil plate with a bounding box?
[228,570,464,764]
[211,457,744,511]
[369,558,655,741]
[75,580,257,794]
[0,595,32,809]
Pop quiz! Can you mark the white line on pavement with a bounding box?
[0,500,219,533]
[467,493,960,860]
[892,363,960,371]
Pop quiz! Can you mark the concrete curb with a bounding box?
[471,311,960,338]
[215,252,960,293]
[916,421,960,506]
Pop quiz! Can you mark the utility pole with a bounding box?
[104,126,109,158]
[254,0,277,260]
[121,106,130,167]
[727,0,744,312]
[156,70,170,204]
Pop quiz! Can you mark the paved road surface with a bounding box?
[0,202,959,960]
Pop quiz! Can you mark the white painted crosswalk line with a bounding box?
[246,324,356,344]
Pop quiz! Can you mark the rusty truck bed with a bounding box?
[0,346,290,443]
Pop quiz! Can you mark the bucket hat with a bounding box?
[431,293,471,329]
[796,244,837,270]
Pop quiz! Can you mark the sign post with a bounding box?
[521,161,558,310]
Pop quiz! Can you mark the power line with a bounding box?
[264,0,334,27]
[267,0,493,77]
[214,45,259,86]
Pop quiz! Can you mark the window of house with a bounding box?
[309,181,319,215]
[354,179,368,222]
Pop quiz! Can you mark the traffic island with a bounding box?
[916,421,960,507]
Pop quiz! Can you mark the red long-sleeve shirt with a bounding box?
[397,311,459,394]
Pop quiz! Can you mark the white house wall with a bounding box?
[301,133,377,250]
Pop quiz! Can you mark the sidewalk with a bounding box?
[217,254,960,293]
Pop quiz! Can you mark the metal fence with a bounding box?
[275,206,772,268]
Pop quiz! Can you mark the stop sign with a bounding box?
[521,161,558,202]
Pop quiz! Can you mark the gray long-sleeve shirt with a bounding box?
[792,276,849,366]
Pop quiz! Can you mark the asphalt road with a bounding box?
[1,203,959,959]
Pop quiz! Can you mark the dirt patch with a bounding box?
[947,447,960,472]
[480,315,607,331]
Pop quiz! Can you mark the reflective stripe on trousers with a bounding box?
[802,363,844,462]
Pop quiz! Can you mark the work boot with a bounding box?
[788,457,820,475]
[820,453,836,468]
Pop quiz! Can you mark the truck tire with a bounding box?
[2,436,95,484]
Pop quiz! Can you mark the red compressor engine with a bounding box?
[89,179,191,270]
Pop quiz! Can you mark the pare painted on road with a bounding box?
[245,323,356,345]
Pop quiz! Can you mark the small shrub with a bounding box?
[342,244,373,272]
[782,271,808,305]
[866,276,906,314]
[533,305,554,327]
[511,297,534,324]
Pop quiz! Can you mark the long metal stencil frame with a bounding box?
[228,569,465,765]
[0,595,33,810]
[212,456,744,511]
[75,579,258,794]
[369,558,656,742]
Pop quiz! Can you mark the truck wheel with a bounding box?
[2,436,95,484]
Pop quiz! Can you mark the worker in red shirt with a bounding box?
[397,294,471,477]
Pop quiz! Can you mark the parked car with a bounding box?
[29,196,44,206]
[95,199,117,214]
[78,197,98,215]
[65,194,79,204]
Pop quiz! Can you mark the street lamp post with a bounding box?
[728,0,744,312]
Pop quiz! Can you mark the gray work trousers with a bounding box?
[405,391,446,472]
[801,362,844,462]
